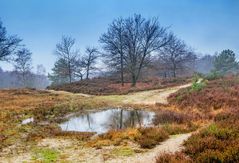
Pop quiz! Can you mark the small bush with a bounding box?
[205,71,222,81]
[223,143,239,162]
[196,150,224,162]
[137,127,169,149]
[162,123,198,135]
[190,81,206,92]
[153,110,191,125]
[201,123,236,140]
[156,152,192,163]
[32,148,59,163]
[111,147,135,157]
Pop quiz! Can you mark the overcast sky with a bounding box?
[0,0,238,73]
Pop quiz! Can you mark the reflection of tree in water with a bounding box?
[83,114,94,130]
[106,109,145,130]
[64,113,94,131]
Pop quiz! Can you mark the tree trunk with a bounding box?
[120,54,124,86]
[131,73,137,87]
[173,62,176,78]
[86,66,89,79]
[68,62,72,83]
[119,109,123,129]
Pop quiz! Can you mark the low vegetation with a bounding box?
[87,127,169,149]
[47,77,189,95]
[158,76,239,162]
[0,88,108,152]
[156,152,192,163]
[168,76,239,112]
[32,147,60,163]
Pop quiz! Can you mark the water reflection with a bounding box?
[60,108,155,134]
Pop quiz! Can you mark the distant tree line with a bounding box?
[1,15,238,89]
[0,20,49,88]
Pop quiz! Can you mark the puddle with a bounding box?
[60,108,155,134]
[22,117,34,125]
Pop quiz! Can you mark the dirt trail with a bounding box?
[48,83,192,106]
[107,133,192,163]
[123,83,191,105]
[47,89,92,97]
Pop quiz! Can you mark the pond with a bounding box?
[60,108,155,134]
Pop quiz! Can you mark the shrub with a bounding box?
[223,143,239,162]
[196,150,224,162]
[201,124,236,140]
[111,147,135,157]
[190,81,206,92]
[205,71,222,81]
[32,148,59,163]
[162,123,198,135]
[88,127,169,149]
[137,127,169,149]
[87,128,141,148]
[156,152,192,163]
[153,110,191,125]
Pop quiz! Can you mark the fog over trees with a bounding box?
[0,15,238,89]
[0,20,49,89]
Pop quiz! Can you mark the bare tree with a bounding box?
[73,58,84,80]
[55,36,78,83]
[0,20,21,61]
[160,34,197,77]
[14,48,32,87]
[123,14,171,86]
[100,18,126,86]
[100,14,171,86]
[82,47,99,79]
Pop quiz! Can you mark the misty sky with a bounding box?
[0,0,238,73]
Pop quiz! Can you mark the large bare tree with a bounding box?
[0,20,21,61]
[100,18,126,86]
[160,34,196,77]
[55,36,78,83]
[123,14,171,86]
[100,14,171,86]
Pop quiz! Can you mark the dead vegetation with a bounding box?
[157,76,239,162]
[47,77,190,95]
[168,76,239,112]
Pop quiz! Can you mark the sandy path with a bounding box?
[123,83,191,105]
[107,133,192,163]
[47,89,92,97]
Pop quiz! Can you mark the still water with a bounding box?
[60,108,155,134]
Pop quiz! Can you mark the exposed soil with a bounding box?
[0,133,192,163]
[123,83,191,105]
[47,77,190,95]
[107,133,192,163]
[0,82,194,163]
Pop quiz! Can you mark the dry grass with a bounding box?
[87,127,170,149]
[47,77,190,95]
[158,76,239,162]
[0,88,109,152]
[168,76,239,112]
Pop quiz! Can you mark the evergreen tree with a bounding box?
[214,49,238,74]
